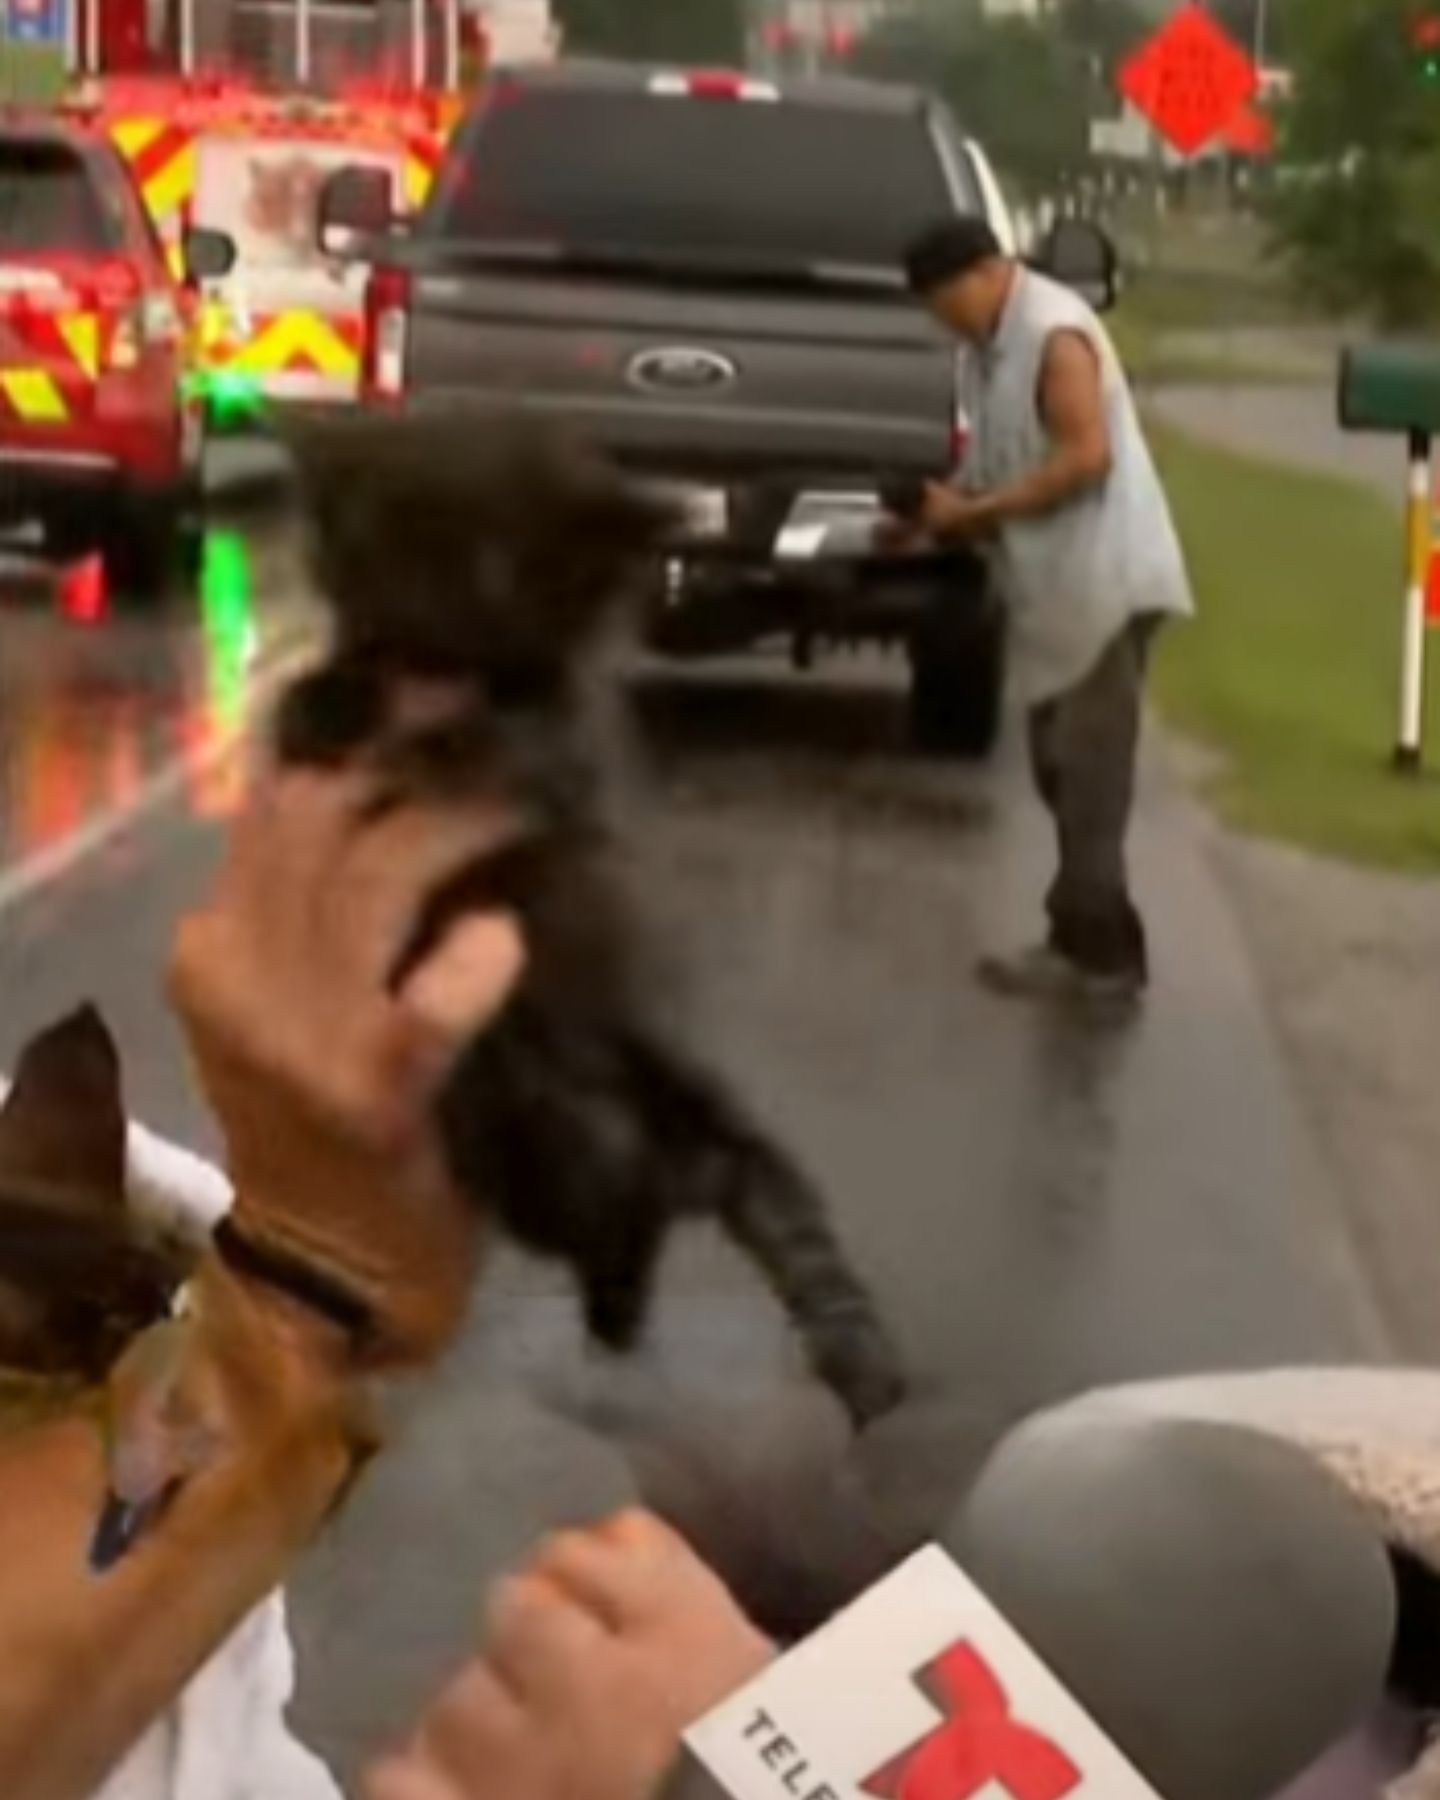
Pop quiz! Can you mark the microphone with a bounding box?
[632,1389,1398,1800]
[953,1406,1399,1800]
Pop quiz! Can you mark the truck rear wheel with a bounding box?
[48,491,200,603]
[106,489,203,602]
[907,589,1006,760]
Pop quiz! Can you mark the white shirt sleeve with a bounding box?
[96,1594,342,1800]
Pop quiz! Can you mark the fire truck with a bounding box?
[56,0,500,414]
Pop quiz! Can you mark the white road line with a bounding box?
[0,640,315,920]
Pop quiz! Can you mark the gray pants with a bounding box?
[1027,616,1158,981]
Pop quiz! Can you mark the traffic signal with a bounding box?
[1413,13,1440,79]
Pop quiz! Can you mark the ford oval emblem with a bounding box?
[627,346,737,394]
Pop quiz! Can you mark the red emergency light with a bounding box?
[58,554,108,627]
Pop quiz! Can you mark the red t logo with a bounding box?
[861,1642,1082,1800]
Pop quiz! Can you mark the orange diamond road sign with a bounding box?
[1118,2,1259,158]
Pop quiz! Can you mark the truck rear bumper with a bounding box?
[0,444,118,517]
[649,529,990,659]
[0,441,181,526]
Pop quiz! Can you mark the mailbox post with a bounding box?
[1338,343,1440,770]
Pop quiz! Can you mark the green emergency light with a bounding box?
[200,530,253,619]
[188,369,264,431]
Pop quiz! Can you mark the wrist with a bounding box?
[973,492,1008,528]
[190,1255,376,1530]
[187,1253,357,1435]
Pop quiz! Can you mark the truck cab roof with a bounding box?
[485,56,940,118]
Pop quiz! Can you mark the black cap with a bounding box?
[903,215,1004,293]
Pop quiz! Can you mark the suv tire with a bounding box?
[907,587,1006,760]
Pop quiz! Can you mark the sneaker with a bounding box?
[975,944,1080,999]
[1073,966,1146,1014]
[976,945,1145,1010]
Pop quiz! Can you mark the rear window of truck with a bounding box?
[423,87,966,271]
[0,141,119,257]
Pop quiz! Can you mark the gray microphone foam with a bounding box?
[955,1407,1397,1800]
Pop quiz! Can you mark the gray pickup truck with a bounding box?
[319,60,1117,758]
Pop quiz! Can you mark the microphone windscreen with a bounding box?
[953,1407,1397,1800]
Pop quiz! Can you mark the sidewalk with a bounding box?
[1150,380,1406,507]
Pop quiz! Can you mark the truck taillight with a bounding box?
[84,262,146,372]
[364,265,411,402]
[109,306,142,370]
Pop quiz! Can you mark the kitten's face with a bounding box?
[284,414,674,681]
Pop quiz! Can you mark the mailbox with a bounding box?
[1339,342,1440,436]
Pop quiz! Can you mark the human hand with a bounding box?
[169,757,525,1367]
[364,1510,776,1800]
[872,512,925,555]
[920,481,996,542]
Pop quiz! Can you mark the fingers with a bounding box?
[401,912,526,1054]
[361,1517,770,1800]
[318,798,520,998]
[528,1510,775,1718]
[363,1760,465,1800]
[171,766,525,1112]
[533,1511,710,1633]
[483,1573,612,1705]
[410,1659,527,1784]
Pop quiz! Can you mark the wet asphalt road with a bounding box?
[0,441,1390,1780]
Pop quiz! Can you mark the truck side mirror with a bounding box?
[1031,219,1119,315]
[181,225,236,283]
[318,166,396,260]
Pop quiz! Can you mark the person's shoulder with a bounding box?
[1029,273,1102,334]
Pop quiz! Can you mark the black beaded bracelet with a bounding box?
[212,1217,377,1347]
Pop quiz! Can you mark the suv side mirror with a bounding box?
[182,225,236,283]
[1031,218,1119,314]
[318,165,396,259]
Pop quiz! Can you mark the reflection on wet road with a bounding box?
[0,444,315,876]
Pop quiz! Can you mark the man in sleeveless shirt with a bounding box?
[890,217,1193,1005]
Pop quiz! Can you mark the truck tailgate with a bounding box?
[404,270,955,477]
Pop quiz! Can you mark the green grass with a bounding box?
[1150,424,1440,872]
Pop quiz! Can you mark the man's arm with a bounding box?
[923,330,1113,539]
[0,750,525,1800]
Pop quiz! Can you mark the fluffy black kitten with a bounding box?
[273,412,907,1428]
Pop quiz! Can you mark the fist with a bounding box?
[365,1510,775,1800]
